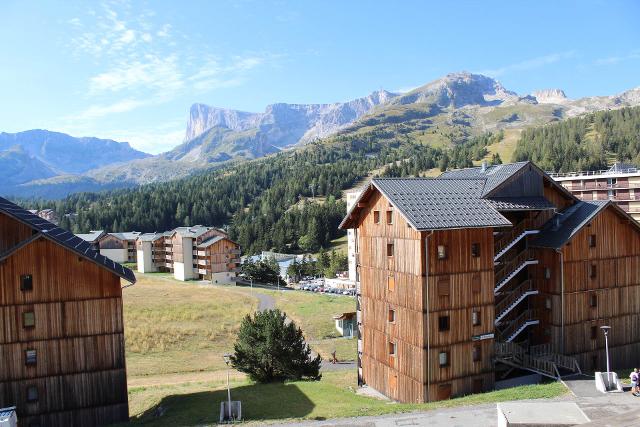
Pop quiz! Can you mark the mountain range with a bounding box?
[3,72,640,198]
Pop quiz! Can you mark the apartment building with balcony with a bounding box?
[136,226,240,283]
[340,161,640,403]
[550,162,640,221]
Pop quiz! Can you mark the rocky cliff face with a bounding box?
[185,90,397,147]
[532,89,569,104]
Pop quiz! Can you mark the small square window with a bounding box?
[472,309,481,326]
[591,326,598,340]
[590,264,597,279]
[471,243,480,258]
[25,349,37,366]
[439,351,449,367]
[26,385,38,402]
[23,311,35,328]
[438,315,450,332]
[20,275,33,291]
[589,234,596,248]
[386,243,394,257]
[388,308,396,323]
[472,344,482,362]
[388,342,396,356]
[545,297,552,310]
[437,278,450,296]
[373,211,380,224]
[590,294,598,307]
[387,275,395,292]
[386,211,393,224]
[544,267,551,280]
[437,245,447,260]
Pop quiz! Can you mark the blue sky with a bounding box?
[0,0,638,154]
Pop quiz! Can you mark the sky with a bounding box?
[0,0,638,154]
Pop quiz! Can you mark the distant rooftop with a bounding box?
[549,162,640,179]
[76,230,105,242]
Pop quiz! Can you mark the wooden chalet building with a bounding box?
[340,161,640,403]
[0,197,136,425]
[136,226,240,283]
[97,232,141,264]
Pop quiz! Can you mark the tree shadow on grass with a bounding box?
[130,382,317,426]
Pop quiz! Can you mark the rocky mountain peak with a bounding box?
[532,89,569,104]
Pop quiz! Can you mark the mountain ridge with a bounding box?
[5,72,640,198]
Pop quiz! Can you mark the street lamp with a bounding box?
[223,353,232,422]
[600,326,611,389]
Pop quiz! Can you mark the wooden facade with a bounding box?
[0,211,132,426]
[356,191,496,402]
[344,161,640,403]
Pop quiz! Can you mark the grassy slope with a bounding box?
[124,273,258,377]
[127,371,567,425]
[260,289,357,361]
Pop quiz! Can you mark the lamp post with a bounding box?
[600,326,611,389]
[223,353,232,421]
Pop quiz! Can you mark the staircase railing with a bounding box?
[494,214,549,257]
[495,249,537,287]
[495,342,580,379]
[495,280,536,322]
[496,309,538,342]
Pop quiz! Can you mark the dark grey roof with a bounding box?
[439,162,529,196]
[531,201,609,249]
[487,197,556,211]
[371,178,512,230]
[197,235,225,248]
[0,197,136,283]
[174,226,212,238]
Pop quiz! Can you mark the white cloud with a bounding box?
[88,54,184,94]
[596,50,640,65]
[72,99,148,120]
[478,51,577,77]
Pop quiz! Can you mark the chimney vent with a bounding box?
[481,161,487,172]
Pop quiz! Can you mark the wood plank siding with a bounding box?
[357,191,495,402]
[531,206,640,371]
[0,212,129,426]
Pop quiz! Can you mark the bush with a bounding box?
[231,309,322,382]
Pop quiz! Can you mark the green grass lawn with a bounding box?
[127,371,568,426]
[124,273,258,377]
[260,289,357,361]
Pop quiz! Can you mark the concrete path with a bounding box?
[252,290,276,311]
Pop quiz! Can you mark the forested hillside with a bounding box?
[512,106,640,172]
[22,132,500,254]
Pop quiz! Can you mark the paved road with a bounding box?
[268,375,640,427]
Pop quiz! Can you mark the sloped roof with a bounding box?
[138,232,163,242]
[76,230,105,243]
[531,201,609,249]
[0,197,135,283]
[439,162,530,196]
[174,226,212,238]
[341,178,511,230]
[108,231,141,241]
[486,197,556,211]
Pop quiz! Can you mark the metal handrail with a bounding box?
[495,280,535,318]
[496,309,538,342]
[495,249,536,285]
[548,168,639,178]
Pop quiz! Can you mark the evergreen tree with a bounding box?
[231,309,322,383]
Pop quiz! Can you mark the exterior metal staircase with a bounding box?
[494,249,538,293]
[494,280,539,324]
[496,309,540,342]
[494,216,548,261]
[495,342,581,379]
